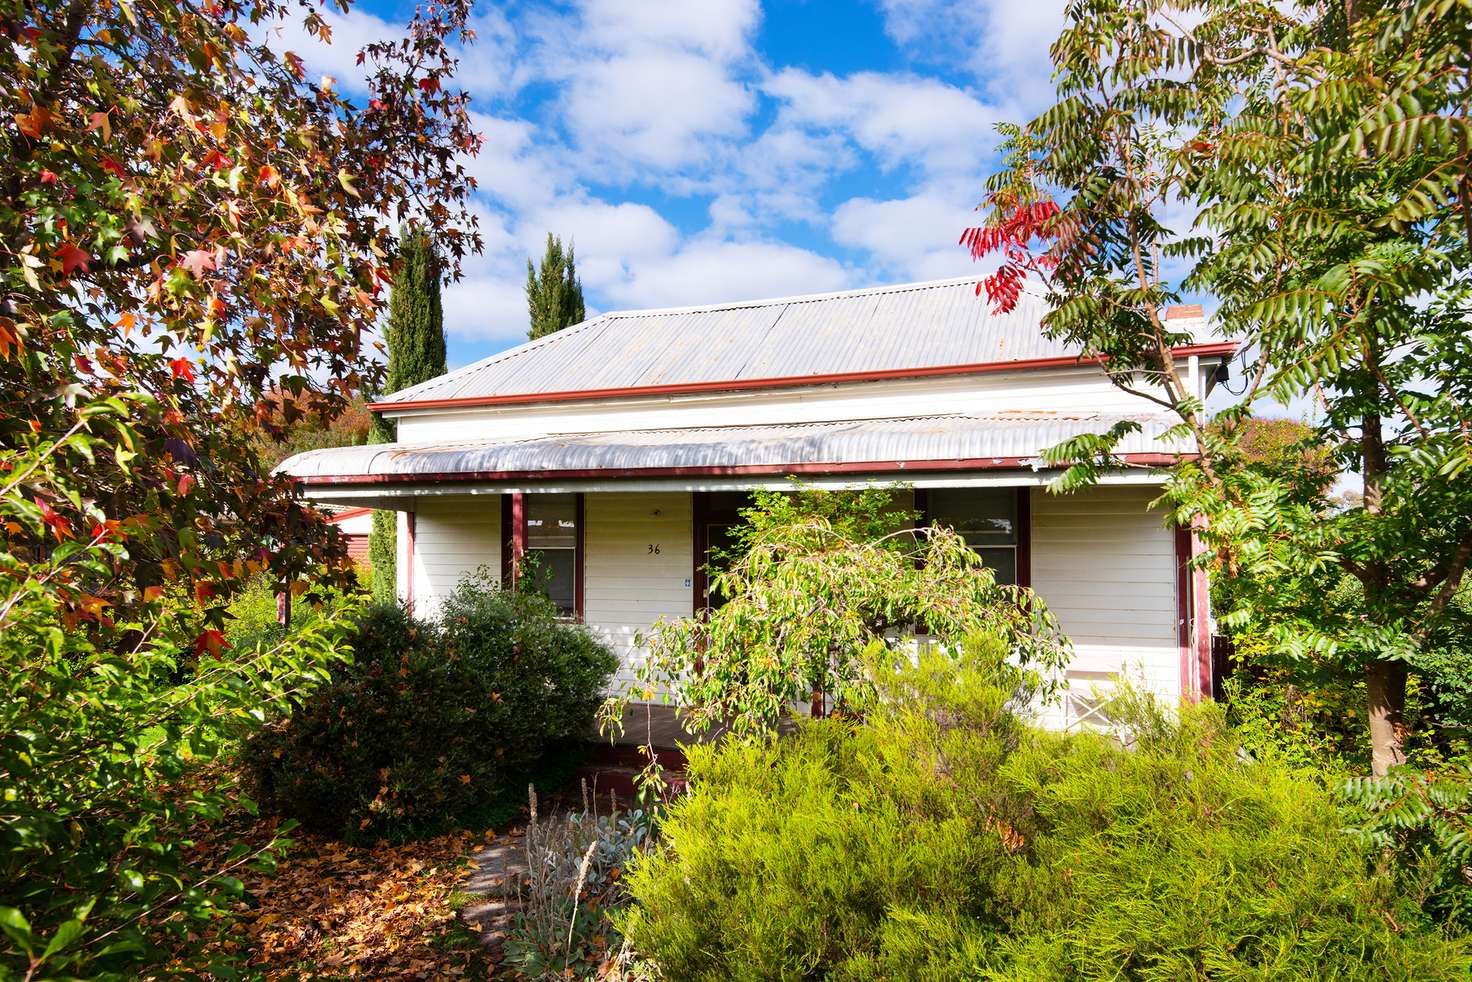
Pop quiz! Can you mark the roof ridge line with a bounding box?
[597,274,1043,320]
[381,313,613,403]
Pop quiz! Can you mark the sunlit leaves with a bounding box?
[971,0,1472,770]
[0,0,484,627]
[602,490,1071,740]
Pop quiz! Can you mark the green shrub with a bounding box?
[1,490,357,978]
[223,569,366,656]
[621,641,1469,981]
[243,576,617,840]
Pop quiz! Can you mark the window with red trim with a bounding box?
[524,493,579,616]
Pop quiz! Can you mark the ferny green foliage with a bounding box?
[974,0,1472,774]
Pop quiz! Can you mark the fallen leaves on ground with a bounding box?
[184,818,501,980]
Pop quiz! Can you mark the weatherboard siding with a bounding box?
[399,496,502,617]
[388,485,1190,727]
[1028,484,1181,724]
[582,491,694,697]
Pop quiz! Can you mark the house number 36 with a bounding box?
[647,544,661,555]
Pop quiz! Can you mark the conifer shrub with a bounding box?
[244,577,617,839]
[621,641,1469,980]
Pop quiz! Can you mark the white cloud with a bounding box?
[832,189,982,280]
[606,239,855,310]
[703,125,856,231]
[518,200,680,291]
[561,50,755,170]
[764,69,1003,177]
[876,0,1067,111]
[463,112,574,209]
[578,0,759,61]
[530,0,762,176]
[441,275,531,347]
[438,197,678,342]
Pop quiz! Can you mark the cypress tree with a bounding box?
[526,233,586,340]
[368,226,447,604]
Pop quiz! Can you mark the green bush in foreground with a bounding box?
[243,576,617,840]
[622,642,1469,981]
[1,422,359,979]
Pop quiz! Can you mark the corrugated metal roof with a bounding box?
[378,276,1214,406]
[280,413,1188,481]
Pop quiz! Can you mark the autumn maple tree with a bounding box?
[1,0,482,619]
[964,0,1471,775]
[0,0,482,974]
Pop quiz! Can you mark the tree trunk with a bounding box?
[1366,659,1408,776]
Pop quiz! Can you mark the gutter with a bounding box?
[293,452,1191,488]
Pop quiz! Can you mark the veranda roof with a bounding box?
[281,412,1188,493]
[370,277,1223,411]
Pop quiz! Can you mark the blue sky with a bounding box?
[281,0,1069,368]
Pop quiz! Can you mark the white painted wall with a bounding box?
[392,486,1186,728]
[399,496,502,617]
[581,491,694,696]
[388,363,1224,444]
[1028,484,1181,727]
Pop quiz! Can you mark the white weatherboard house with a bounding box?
[280,276,1234,726]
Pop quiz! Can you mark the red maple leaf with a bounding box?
[90,519,123,544]
[34,497,73,542]
[200,148,231,172]
[168,357,196,383]
[418,76,439,94]
[39,169,58,185]
[100,157,125,178]
[177,472,196,496]
[53,241,91,275]
[193,629,230,657]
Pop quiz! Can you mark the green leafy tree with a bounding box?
[965,0,1472,774]
[1,412,360,977]
[0,0,482,624]
[526,233,585,340]
[368,226,448,604]
[0,0,481,972]
[600,489,1070,739]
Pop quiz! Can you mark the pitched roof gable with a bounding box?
[374,276,1223,410]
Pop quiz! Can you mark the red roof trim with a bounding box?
[370,343,1240,413]
[296,452,1187,487]
[324,506,373,523]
